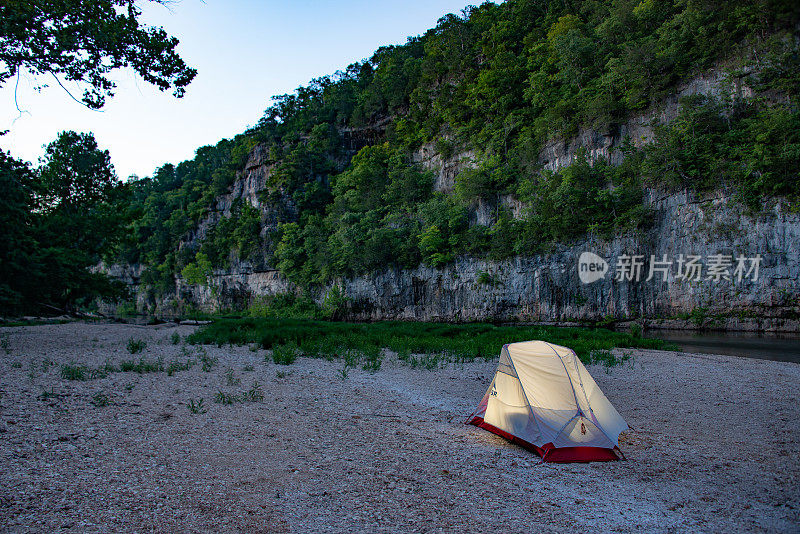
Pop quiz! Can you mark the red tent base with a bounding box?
[468,416,621,463]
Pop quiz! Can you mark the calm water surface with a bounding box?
[646,330,800,364]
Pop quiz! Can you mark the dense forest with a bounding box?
[2,0,799,313]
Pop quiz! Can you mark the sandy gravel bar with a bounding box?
[0,322,798,533]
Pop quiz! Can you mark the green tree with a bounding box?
[181,252,213,286]
[0,0,196,109]
[33,131,125,311]
[0,151,38,311]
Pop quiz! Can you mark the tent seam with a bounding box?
[505,345,545,443]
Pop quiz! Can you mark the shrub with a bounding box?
[126,338,146,354]
[271,342,298,365]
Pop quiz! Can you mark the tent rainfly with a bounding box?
[466,340,628,463]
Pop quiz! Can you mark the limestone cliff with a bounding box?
[107,68,800,332]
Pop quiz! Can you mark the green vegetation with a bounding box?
[91,392,110,407]
[61,364,106,381]
[99,0,798,296]
[2,0,798,311]
[60,356,194,380]
[0,0,195,109]
[270,342,299,365]
[243,381,265,402]
[197,349,218,372]
[214,390,237,405]
[119,357,163,373]
[187,398,206,414]
[214,381,264,405]
[126,338,147,354]
[224,367,241,385]
[188,317,672,365]
[1,132,128,314]
[166,359,195,376]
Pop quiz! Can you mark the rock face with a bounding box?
[336,190,799,330]
[113,186,799,331]
[107,68,800,331]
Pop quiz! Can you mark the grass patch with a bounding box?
[167,359,195,376]
[224,367,241,385]
[270,342,298,365]
[187,398,206,414]
[215,381,265,405]
[243,381,264,402]
[198,348,217,372]
[188,318,674,366]
[91,392,110,407]
[61,364,109,381]
[119,358,163,374]
[37,388,62,402]
[214,390,238,405]
[126,338,147,354]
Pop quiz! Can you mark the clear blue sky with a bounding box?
[0,0,486,180]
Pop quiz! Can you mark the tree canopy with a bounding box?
[0,131,126,314]
[105,0,800,296]
[3,0,799,314]
[0,0,196,109]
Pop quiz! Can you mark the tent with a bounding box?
[466,340,628,463]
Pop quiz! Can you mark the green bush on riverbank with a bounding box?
[187,318,672,366]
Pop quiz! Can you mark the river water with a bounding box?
[646,330,800,364]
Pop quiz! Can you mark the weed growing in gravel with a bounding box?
[361,346,382,373]
[338,364,349,380]
[243,381,264,402]
[275,370,291,378]
[37,388,61,401]
[166,359,195,376]
[119,358,164,374]
[590,349,631,369]
[61,364,109,381]
[410,353,441,370]
[170,332,182,345]
[91,392,110,407]
[214,390,238,405]
[270,342,298,365]
[0,333,10,354]
[188,398,206,414]
[215,381,264,405]
[124,383,135,391]
[11,361,21,368]
[243,364,255,372]
[41,358,54,372]
[126,338,147,354]
[343,349,360,369]
[225,367,241,385]
[198,348,218,372]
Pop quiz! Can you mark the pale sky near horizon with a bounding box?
[0,0,486,180]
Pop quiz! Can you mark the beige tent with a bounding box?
[467,340,628,462]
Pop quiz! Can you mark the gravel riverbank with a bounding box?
[1,322,797,532]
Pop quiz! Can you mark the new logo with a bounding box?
[578,252,609,284]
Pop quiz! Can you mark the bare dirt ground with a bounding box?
[0,322,798,533]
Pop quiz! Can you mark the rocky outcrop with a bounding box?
[538,68,754,172]
[336,190,799,330]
